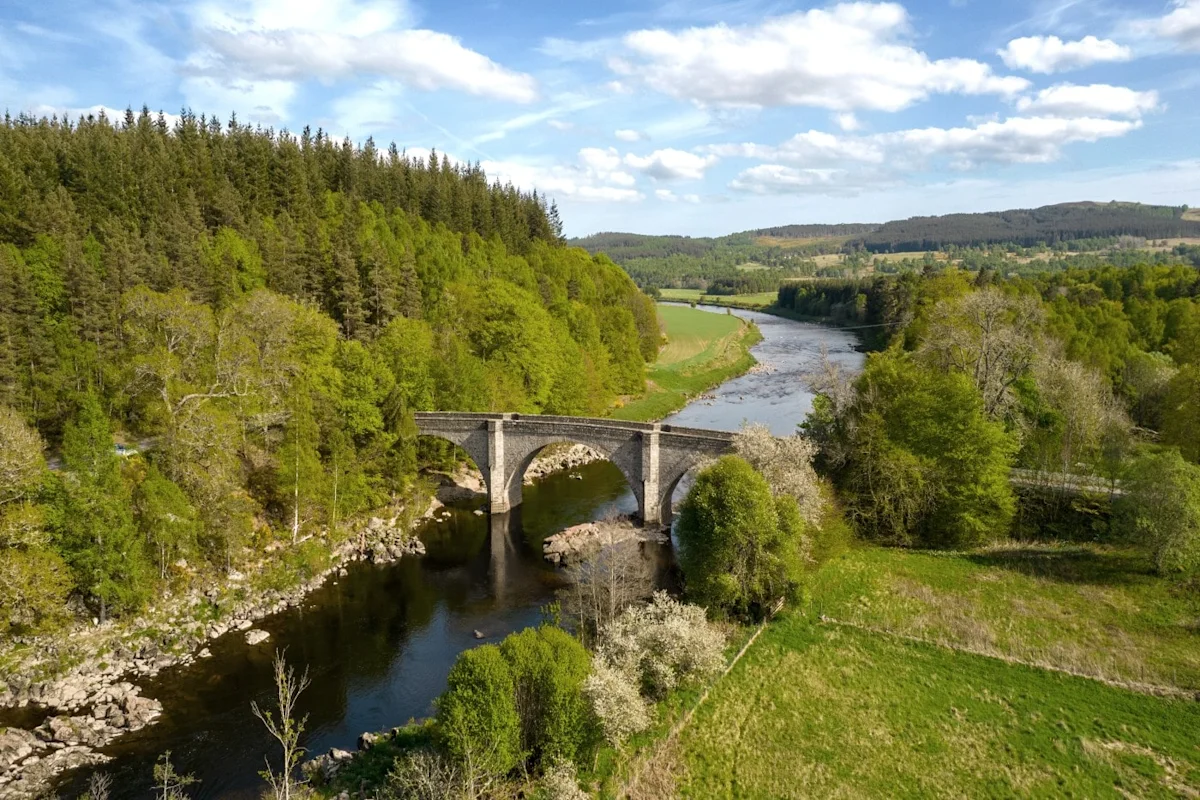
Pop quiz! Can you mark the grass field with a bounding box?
[611,305,761,422]
[657,288,778,309]
[1183,208,1200,222]
[620,544,1200,799]
[754,235,857,250]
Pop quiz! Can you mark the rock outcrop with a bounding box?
[542,517,668,565]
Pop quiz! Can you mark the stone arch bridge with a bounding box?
[414,413,736,526]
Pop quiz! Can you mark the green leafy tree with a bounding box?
[1162,365,1200,464]
[59,393,152,620]
[498,626,596,769]
[677,455,808,619]
[1121,450,1200,578]
[824,351,1017,548]
[134,465,201,580]
[436,644,523,778]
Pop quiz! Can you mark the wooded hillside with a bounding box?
[0,108,656,629]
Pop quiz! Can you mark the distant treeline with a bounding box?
[750,223,877,238]
[858,202,1200,253]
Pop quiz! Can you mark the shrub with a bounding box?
[531,761,589,800]
[582,659,652,746]
[0,546,72,635]
[1120,450,1200,578]
[499,626,596,769]
[435,644,522,777]
[385,749,467,800]
[676,455,808,618]
[734,423,823,524]
[596,592,725,699]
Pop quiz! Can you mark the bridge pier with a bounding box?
[414,413,734,528]
[641,427,661,526]
[487,416,511,514]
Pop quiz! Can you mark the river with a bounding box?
[54,306,862,799]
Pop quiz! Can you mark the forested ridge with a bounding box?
[573,202,1200,296]
[858,201,1200,252]
[0,108,657,631]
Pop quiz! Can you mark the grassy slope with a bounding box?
[656,545,1200,799]
[612,305,761,422]
[658,288,778,310]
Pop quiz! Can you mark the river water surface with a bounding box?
[55,305,862,799]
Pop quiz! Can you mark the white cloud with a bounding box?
[623,148,717,181]
[717,113,1144,194]
[655,189,702,203]
[1152,0,1200,51]
[1015,84,1160,119]
[548,119,574,131]
[708,130,886,165]
[730,165,857,194]
[615,128,646,142]
[834,112,862,132]
[482,148,644,203]
[892,116,1141,168]
[182,74,298,123]
[185,0,538,108]
[998,35,1132,73]
[610,2,1029,111]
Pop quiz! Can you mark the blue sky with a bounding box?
[1,0,1198,236]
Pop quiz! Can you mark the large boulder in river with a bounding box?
[0,726,43,772]
[245,629,271,646]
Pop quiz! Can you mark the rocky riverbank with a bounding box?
[0,501,435,799]
[0,446,605,797]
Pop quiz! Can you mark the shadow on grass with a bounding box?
[964,545,1155,587]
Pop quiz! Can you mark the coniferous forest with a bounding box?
[0,109,657,630]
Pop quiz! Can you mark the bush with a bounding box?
[0,545,72,634]
[531,761,589,800]
[596,592,725,699]
[733,423,823,523]
[499,626,596,769]
[385,749,467,800]
[676,455,808,618]
[582,659,652,746]
[1120,450,1200,578]
[435,644,522,777]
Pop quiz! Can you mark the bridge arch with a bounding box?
[502,439,642,517]
[413,413,734,527]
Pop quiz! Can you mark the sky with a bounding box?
[1,0,1198,237]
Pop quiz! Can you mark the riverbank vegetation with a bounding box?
[616,259,1200,797]
[612,305,761,422]
[0,112,658,647]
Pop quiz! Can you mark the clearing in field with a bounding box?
[658,289,777,310]
[754,235,857,250]
[631,544,1200,799]
[612,305,760,421]
[655,305,744,368]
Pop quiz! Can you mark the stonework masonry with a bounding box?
[414,413,735,526]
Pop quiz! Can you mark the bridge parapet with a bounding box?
[413,412,736,526]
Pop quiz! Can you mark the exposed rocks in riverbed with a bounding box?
[0,497,439,797]
[524,444,604,484]
[245,629,270,646]
[542,518,668,565]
